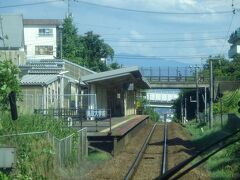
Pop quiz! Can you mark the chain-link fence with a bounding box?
[47,128,88,167]
[0,128,88,168]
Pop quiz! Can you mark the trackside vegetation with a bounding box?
[136,97,160,121]
[0,113,76,179]
[185,117,240,179]
[182,90,240,179]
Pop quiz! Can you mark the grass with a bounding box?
[87,150,111,161]
[0,112,113,179]
[184,115,240,179]
[57,149,112,179]
[0,112,76,179]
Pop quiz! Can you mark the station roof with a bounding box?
[81,66,150,89]
[21,74,58,86]
[21,74,84,86]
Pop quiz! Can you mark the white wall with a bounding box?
[24,25,57,59]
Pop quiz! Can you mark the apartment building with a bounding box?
[23,19,62,60]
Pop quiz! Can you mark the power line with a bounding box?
[219,11,235,55]
[100,31,228,36]
[112,45,224,49]
[0,0,63,9]
[114,54,216,60]
[75,22,121,30]
[74,0,235,15]
[106,37,226,43]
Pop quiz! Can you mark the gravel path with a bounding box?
[133,124,164,179]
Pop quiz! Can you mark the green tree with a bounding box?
[80,31,114,72]
[200,55,231,79]
[228,54,240,79]
[62,17,119,72]
[0,60,20,110]
[62,16,82,60]
[109,62,122,70]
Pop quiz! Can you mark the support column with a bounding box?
[124,91,127,116]
[60,75,64,109]
[75,85,79,109]
[43,86,47,113]
[89,84,96,109]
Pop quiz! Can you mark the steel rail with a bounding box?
[161,121,168,175]
[124,123,157,180]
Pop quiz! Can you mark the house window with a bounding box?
[35,46,53,55]
[39,28,53,36]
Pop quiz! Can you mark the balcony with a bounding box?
[228,45,240,58]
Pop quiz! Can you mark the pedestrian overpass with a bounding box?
[140,67,209,89]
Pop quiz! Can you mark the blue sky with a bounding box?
[1,0,240,67]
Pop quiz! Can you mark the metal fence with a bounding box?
[47,128,88,167]
[140,67,208,83]
[0,128,88,168]
[34,108,112,133]
[19,94,97,114]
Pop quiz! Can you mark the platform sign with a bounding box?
[0,147,16,168]
[86,109,107,120]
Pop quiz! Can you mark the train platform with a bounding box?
[86,115,149,136]
[87,115,150,155]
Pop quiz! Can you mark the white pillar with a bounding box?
[89,84,96,109]
[60,75,64,108]
[75,85,78,109]
[43,86,47,110]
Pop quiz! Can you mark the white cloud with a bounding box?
[129,30,144,39]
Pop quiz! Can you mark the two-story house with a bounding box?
[0,14,26,65]
[23,19,62,60]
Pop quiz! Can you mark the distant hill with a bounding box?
[114,53,194,67]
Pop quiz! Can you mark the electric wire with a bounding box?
[73,0,235,15]
[219,13,235,55]
[105,37,225,43]
[0,0,63,8]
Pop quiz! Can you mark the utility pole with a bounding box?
[60,27,63,59]
[184,98,187,124]
[210,60,213,129]
[181,94,184,124]
[57,25,63,59]
[204,86,207,123]
[67,0,70,17]
[0,16,7,60]
[196,66,199,123]
[189,65,200,122]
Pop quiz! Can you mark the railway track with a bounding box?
[124,122,168,180]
